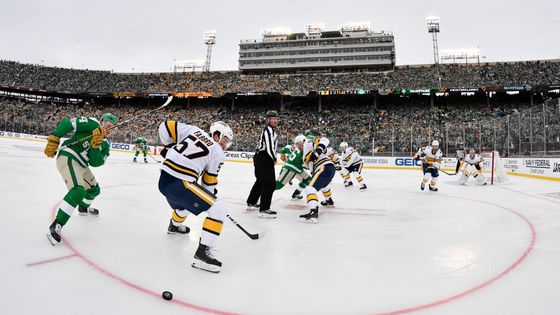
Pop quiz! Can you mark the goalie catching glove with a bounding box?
[44,135,60,158]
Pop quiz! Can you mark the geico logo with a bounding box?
[111,143,130,150]
[395,158,420,166]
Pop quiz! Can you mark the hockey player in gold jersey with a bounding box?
[158,119,233,273]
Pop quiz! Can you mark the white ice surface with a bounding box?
[1,137,559,315]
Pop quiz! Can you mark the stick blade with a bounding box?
[251,230,264,240]
[162,96,174,107]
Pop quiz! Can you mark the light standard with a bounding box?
[426,16,441,64]
[203,31,216,72]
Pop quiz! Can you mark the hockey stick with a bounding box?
[146,151,162,163]
[57,96,174,151]
[439,169,457,176]
[226,214,260,240]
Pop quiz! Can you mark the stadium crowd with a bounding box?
[1,58,559,156]
[1,59,560,96]
[1,95,559,156]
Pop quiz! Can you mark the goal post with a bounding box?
[481,151,509,184]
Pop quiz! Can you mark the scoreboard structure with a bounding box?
[239,23,395,74]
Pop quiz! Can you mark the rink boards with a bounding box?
[1,130,559,182]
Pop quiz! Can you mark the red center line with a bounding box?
[26,254,77,267]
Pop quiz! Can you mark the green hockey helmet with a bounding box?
[101,113,118,126]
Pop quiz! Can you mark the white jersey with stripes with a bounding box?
[158,121,224,191]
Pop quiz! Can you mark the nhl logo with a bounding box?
[194,202,199,208]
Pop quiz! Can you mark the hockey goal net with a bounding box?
[481,151,509,184]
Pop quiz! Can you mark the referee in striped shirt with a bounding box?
[246,110,278,219]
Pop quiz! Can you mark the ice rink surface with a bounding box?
[1,137,559,315]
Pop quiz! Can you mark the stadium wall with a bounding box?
[1,131,559,182]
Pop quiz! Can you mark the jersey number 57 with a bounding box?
[174,135,209,159]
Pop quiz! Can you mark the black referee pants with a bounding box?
[247,151,276,211]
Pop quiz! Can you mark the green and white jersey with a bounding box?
[280,145,292,156]
[134,137,148,150]
[283,147,305,174]
[52,116,110,168]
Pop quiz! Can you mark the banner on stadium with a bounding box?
[227,92,283,96]
[502,85,532,91]
[148,93,171,97]
[173,92,212,97]
[447,87,483,93]
[113,92,136,97]
[389,88,441,95]
[317,90,371,95]
[84,92,112,97]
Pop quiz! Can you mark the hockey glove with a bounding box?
[44,135,60,158]
[91,128,105,149]
[309,152,318,163]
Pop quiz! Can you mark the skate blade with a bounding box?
[246,207,258,212]
[191,262,220,273]
[299,218,318,224]
[46,233,60,246]
[77,212,88,216]
[258,214,277,219]
[167,230,189,235]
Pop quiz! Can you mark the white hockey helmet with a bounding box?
[210,121,233,149]
[339,141,348,150]
[294,134,306,145]
[431,140,440,148]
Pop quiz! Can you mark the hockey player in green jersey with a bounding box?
[44,113,118,245]
[133,137,149,163]
[275,135,311,200]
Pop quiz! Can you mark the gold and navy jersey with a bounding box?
[158,120,224,191]
[340,147,362,167]
[464,154,483,165]
[303,137,333,173]
[414,146,443,165]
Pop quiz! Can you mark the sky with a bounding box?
[1,0,559,73]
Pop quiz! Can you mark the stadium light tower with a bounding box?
[426,16,441,64]
[203,30,216,72]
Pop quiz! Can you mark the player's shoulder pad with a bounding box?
[211,144,226,162]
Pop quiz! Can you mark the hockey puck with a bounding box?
[162,291,173,301]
